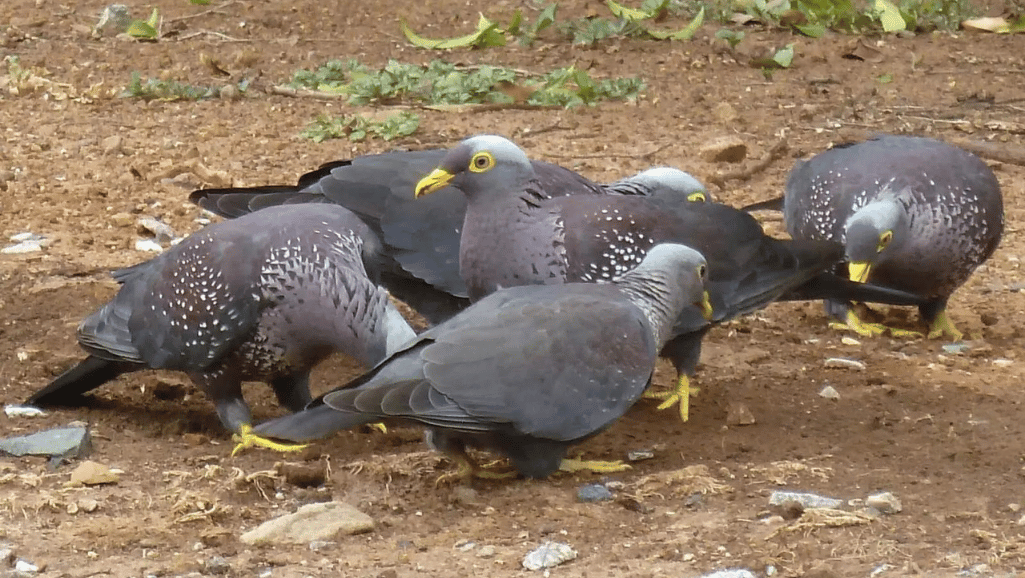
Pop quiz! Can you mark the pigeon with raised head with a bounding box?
[411,135,930,421]
[189,150,709,324]
[26,204,416,452]
[253,244,712,480]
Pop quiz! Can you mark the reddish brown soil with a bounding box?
[2,1,1025,576]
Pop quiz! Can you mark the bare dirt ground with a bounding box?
[2,1,1025,576]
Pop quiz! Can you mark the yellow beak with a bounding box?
[414,168,456,198]
[848,261,871,284]
[698,291,714,321]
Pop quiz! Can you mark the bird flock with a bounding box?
[25,133,1004,483]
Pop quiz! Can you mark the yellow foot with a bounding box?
[830,310,922,338]
[435,455,518,486]
[231,424,309,456]
[558,458,632,474]
[927,310,963,341]
[643,375,698,422]
[368,422,388,434]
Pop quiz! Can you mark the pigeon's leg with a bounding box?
[269,372,313,413]
[644,375,699,423]
[829,306,923,338]
[191,371,309,455]
[432,440,516,486]
[922,299,962,341]
[558,457,632,474]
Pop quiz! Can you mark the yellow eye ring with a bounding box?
[877,230,893,252]
[687,191,707,202]
[469,151,495,173]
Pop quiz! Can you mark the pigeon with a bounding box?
[189,149,709,325]
[761,135,1003,340]
[253,243,712,480]
[25,204,416,452]
[411,135,929,421]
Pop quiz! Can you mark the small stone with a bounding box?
[941,343,970,355]
[577,484,613,503]
[102,135,123,154]
[698,570,756,578]
[818,385,840,400]
[840,336,861,346]
[135,238,164,253]
[627,449,655,461]
[69,460,119,486]
[240,501,373,545]
[4,405,46,418]
[866,491,902,514]
[276,461,327,488]
[768,490,844,511]
[220,84,241,100]
[0,425,91,459]
[980,312,998,326]
[9,232,41,243]
[824,357,866,371]
[93,4,131,36]
[522,542,576,571]
[308,540,334,551]
[137,217,175,243]
[0,545,14,566]
[455,540,476,552]
[698,136,748,163]
[477,545,496,558]
[1,240,44,254]
[713,102,739,123]
[725,401,756,425]
[110,212,135,227]
[78,498,100,513]
[992,359,1012,368]
[14,559,39,574]
[205,555,231,575]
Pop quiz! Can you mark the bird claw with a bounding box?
[558,458,632,474]
[927,311,963,342]
[831,311,922,338]
[434,453,517,487]
[368,422,388,434]
[231,424,309,456]
[644,376,698,422]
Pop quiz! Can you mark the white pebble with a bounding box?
[4,405,46,418]
[818,385,840,400]
[866,491,902,514]
[2,240,44,254]
[522,542,576,571]
[824,357,866,371]
[992,359,1013,367]
[134,238,164,253]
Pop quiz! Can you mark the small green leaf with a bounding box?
[126,21,158,39]
[533,4,558,34]
[876,73,893,83]
[1011,15,1025,33]
[400,16,504,49]
[794,23,826,37]
[606,0,651,21]
[772,44,794,67]
[667,6,704,40]
[505,9,524,35]
[874,0,906,32]
[146,7,159,28]
[190,0,211,4]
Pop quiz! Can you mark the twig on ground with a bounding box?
[708,138,788,189]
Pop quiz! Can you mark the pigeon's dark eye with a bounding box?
[697,264,707,278]
[877,230,893,252]
[470,152,495,173]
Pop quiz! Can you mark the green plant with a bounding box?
[288,59,644,108]
[300,111,421,143]
[126,7,160,39]
[121,72,248,101]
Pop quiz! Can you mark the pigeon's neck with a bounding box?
[612,270,681,347]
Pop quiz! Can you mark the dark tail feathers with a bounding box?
[740,196,784,212]
[25,356,134,406]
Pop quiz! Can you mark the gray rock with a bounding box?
[2,406,45,418]
[768,490,844,510]
[866,491,902,514]
[576,484,613,503]
[137,217,175,244]
[698,570,756,578]
[477,545,496,558]
[204,556,230,575]
[93,4,131,36]
[240,502,373,545]
[818,385,840,399]
[523,542,577,571]
[0,425,91,459]
[627,449,655,461]
[824,357,866,371]
[308,540,334,551]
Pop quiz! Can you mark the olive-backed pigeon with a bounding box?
[253,243,711,480]
[189,150,709,325]
[25,205,416,452]
[779,135,1003,340]
[412,135,930,421]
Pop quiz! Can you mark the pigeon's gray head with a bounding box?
[616,243,713,344]
[843,196,909,283]
[623,167,710,202]
[414,135,535,200]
